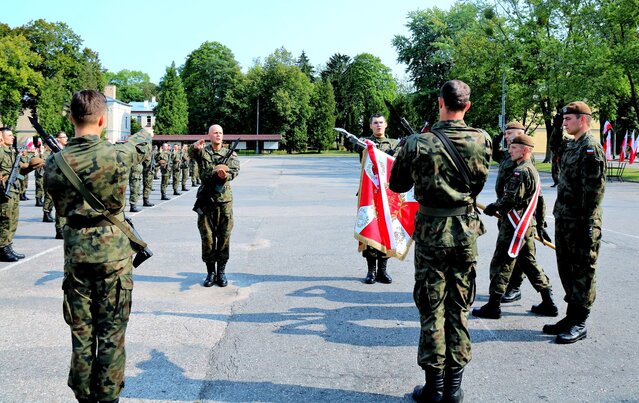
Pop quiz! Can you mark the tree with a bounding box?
[307,79,336,151]
[247,47,314,153]
[130,116,142,134]
[154,62,188,134]
[17,19,105,120]
[297,51,315,82]
[180,41,246,133]
[342,53,397,136]
[320,53,351,129]
[0,32,42,127]
[105,69,157,102]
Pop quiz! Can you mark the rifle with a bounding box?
[28,117,62,153]
[192,139,241,215]
[333,128,367,152]
[384,99,416,155]
[31,116,152,267]
[149,146,156,172]
[3,140,28,197]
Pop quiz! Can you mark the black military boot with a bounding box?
[472,294,502,319]
[192,181,197,187]
[543,305,575,335]
[35,197,43,207]
[216,262,228,287]
[8,244,24,259]
[130,204,141,213]
[161,192,170,200]
[20,193,28,201]
[182,185,189,191]
[556,306,588,344]
[412,369,444,402]
[43,211,54,222]
[445,368,464,403]
[143,198,154,207]
[364,257,376,284]
[375,258,393,284]
[76,396,97,403]
[531,288,559,317]
[55,227,64,239]
[0,246,19,262]
[203,262,215,287]
[501,287,521,303]
[99,399,119,403]
[173,190,181,196]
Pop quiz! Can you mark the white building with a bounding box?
[130,98,158,134]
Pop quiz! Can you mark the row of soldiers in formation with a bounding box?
[0,131,204,262]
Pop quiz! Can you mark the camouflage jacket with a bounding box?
[553,132,605,222]
[389,120,492,248]
[364,135,398,155]
[188,143,240,203]
[156,150,170,172]
[44,132,151,263]
[492,158,540,225]
[495,150,516,199]
[0,145,19,199]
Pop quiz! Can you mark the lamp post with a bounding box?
[256,97,260,154]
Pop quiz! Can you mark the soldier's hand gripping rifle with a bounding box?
[193,138,241,215]
[3,140,29,197]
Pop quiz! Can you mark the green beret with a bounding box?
[562,101,591,116]
[505,121,525,131]
[511,134,535,147]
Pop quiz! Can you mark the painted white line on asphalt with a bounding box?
[544,216,639,240]
[0,245,63,273]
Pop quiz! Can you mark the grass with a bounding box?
[534,161,639,182]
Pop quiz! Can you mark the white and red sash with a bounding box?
[505,171,541,258]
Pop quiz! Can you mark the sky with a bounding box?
[4,0,455,85]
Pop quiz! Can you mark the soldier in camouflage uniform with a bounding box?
[190,155,200,186]
[181,144,190,191]
[0,128,44,261]
[128,162,143,212]
[171,143,182,196]
[44,90,151,403]
[472,132,558,320]
[34,143,45,206]
[156,143,171,200]
[189,124,240,288]
[543,101,606,344]
[359,114,398,285]
[141,142,154,207]
[390,80,491,403]
[18,149,30,201]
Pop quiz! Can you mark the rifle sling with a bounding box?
[429,128,477,199]
[53,152,147,249]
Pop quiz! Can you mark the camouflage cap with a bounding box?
[511,134,535,147]
[562,101,591,116]
[505,121,525,131]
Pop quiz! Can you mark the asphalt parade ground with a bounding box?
[1,155,638,402]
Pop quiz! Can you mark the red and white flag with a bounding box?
[620,131,628,162]
[25,137,35,151]
[506,173,541,258]
[630,130,638,164]
[355,141,418,260]
[602,121,613,161]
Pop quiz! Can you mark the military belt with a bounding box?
[66,213,124,229]
[419,204,473,217]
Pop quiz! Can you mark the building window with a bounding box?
[137,115,142,124]
[146,115,152,126]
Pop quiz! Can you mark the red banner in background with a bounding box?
[354,141,418,260]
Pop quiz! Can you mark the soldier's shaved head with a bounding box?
[70,89,106,127]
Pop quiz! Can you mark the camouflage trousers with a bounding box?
[414,241,476,372]
[555,218,602,310]
[172,166,181,192]
[197,201,233,263]
[0,195,19,247]
[181,167,189,188]
[160,168,170,195]
[43,191,54,213]
[142,164,153,199]
[488,220,550,295]
[190,163,200,184]
[63,257,133,401]
[35,168,44,199]
[128,165,143,204]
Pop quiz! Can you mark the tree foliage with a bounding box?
[307,79,336,151]
[154,62,189,134]
[105,69,157,103]
[180,41,246,134]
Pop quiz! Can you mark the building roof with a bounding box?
[105,96,131,108]
[130,101,158,112]
[151,134,282,142]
